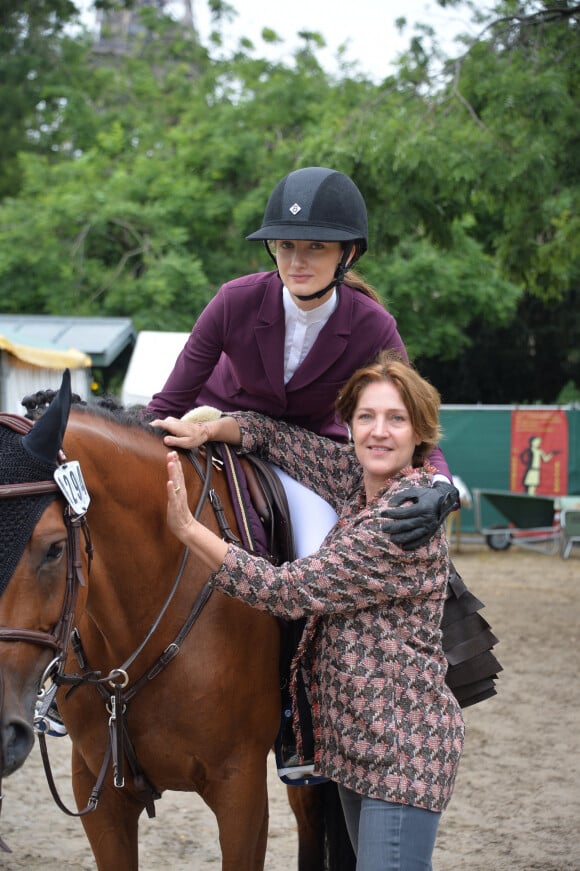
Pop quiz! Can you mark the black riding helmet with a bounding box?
[246,167,368,301]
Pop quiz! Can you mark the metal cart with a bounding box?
[472,488,561,554]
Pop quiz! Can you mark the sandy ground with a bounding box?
[1,542,579,870]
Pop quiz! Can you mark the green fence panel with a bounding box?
[567,409,580,495]
[439,406,580,532]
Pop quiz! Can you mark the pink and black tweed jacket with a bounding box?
[209,412,464,813]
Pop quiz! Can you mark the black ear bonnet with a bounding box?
[0,370,71,596]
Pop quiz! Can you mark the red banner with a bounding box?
[510,410,568,495]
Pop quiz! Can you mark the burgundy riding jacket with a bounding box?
[146,270,450,477]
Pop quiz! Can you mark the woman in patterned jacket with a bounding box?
[161,350,464,871]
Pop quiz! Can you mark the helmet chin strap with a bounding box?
[294,275,342,302]
[265,243,355,302]
[294,249,353,301]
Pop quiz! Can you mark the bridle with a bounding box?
[0,413,90,851]
[0,413,89,660]
[0,412,240,819]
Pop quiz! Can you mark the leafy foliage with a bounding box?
[0,0,578,402]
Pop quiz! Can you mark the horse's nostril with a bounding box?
[2,719,35,777]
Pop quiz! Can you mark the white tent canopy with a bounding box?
[121,331,189,408]
[0,315,136,414]
[0,330,92,415]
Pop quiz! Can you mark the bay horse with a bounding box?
[0,371,355,870]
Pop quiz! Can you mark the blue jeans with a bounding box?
[338,785,441,871]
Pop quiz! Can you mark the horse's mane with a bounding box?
[73,402,161,436]
[21,389,163,438]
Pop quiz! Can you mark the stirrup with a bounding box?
[277,758,316,781]
[274,724,327,787]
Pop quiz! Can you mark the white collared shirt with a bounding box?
[282,286,338,384]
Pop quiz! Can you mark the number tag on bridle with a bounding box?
[54,461,91,515]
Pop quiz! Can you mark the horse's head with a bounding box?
[0,370,72,776]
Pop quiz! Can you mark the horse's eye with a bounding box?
[45,542,65,563]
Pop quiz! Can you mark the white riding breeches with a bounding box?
[269,465,339,558]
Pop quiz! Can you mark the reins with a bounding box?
[0,412,243,820]
[39,442,229,818]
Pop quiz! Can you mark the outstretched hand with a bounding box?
[381,480,460,551]
[166,451,195,543]
[166,451,231,569]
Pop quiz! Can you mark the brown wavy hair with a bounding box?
[342,267,382,304]
[336,350,442,466]
[340,242,382,304]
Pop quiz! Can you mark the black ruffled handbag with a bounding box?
[443,562,502,707]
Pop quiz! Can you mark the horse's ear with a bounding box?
[22,369,72,466]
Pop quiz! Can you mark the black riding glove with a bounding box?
[381,480,460,551]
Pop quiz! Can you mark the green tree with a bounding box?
[0,1,578,402]
[0,7,370,327]
[0,0,81,197]
[319,0,580,400]
[412,0,580,400]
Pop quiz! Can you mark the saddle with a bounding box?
[240,455,295,565]
[216,445,294,564]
